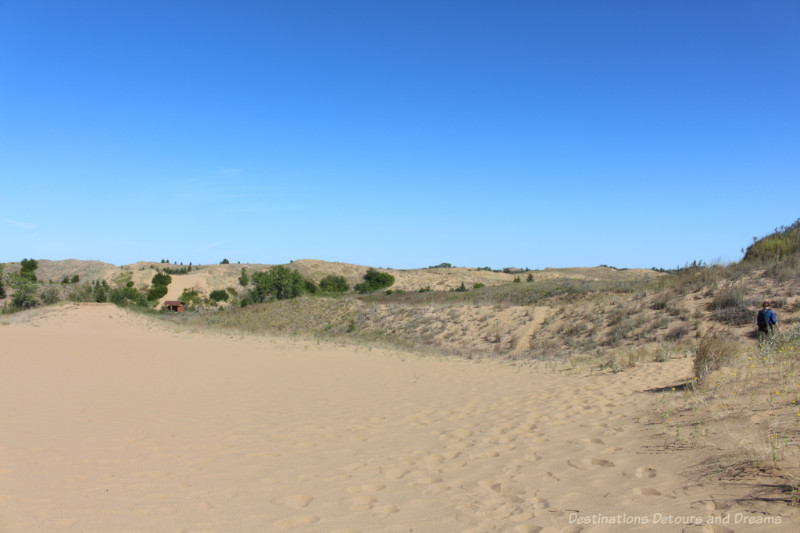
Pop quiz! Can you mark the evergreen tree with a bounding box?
[20,258,38,282]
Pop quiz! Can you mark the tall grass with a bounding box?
[743,219,800,263]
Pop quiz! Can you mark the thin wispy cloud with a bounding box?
[2,218,37,230]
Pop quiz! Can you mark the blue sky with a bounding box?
[1,1,798,270]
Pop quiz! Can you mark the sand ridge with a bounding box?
[0,304,796,532]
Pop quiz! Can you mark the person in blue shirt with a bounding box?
[757,301,779,338]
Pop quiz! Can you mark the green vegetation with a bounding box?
[0,265,5,299]
[220,258,230,264]
[354,268,395,294]
[162,265,191,275]
[743,219,800,263]
[209,289,229,302]
[249,265,306,302]
[319,274,349,294]
[93,280,109,303]
[9,277,38,309]
[239,267,249,287]
[19,258,38,282]
[147,272,172,301]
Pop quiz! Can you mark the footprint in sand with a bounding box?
[341,495,376,511]
[346,483,385,494]
[383,467,409,480]
[600,446,622,455]
[512,526,543,533]
[633,487,662,496]
[701,525,734,533]
[691,499,730,512]
[271,494,313,510]
[635,466,657,479]
[586,458,615,468]
[272,515,320,530]
[372,504,400,517]
[527,497,550,510]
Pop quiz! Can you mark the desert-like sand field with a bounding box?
[1,304,796,532]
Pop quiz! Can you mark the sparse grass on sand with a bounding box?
[653,326,800,506]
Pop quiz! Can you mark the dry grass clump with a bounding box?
[656,326,800,505]
[693,327,742,381]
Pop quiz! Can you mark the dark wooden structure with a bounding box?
[164,300,186,312]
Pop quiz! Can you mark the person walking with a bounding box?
[757,301,780,338]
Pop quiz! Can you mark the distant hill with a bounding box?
[1,258,662,304]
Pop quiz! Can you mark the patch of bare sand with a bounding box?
[1,304,796,532]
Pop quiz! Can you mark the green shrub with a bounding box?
[19,258,38,282]
[473,283,485,289]
[355,268,395,294]
[9,277,38,309]
[147,272,172,301]
[66,282,94,302]
[40,285,60,305]
[180,288,204,306]
[319,274,349,294]
[250,265,306,302]
[239,267,249,287]
[209,289,229,302]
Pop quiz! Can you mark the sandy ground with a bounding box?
[1,304,796,532]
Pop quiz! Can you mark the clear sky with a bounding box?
[1,1,798,270]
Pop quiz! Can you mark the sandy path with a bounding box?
[0,304,795,532]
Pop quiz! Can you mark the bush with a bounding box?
[319,274,349,294]
[19,258,38,282]
[147,272,172,301]
[694,328,741,381]
[40,285,60,305]
[473,283,485,289]
[93,281,108,303]
[304,279,317,294]
[209,289,229,302]
[355,268,395,294]
[180,288,204,306]
[9,277,38,310]
[250,265,306,302]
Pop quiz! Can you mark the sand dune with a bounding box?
[1,304,795,532]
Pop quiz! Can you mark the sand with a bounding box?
[1,304,796,532]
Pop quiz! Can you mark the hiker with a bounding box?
[757,301,779,338]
